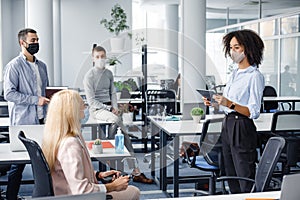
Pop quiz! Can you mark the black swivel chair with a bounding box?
[184,118,224,195]
[18,131,54,198]
[261,86,292,113]
[270,111,300,175]
[217,137,285,193]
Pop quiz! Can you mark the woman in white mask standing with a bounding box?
[203,29,265,193]
[83,46,154,184]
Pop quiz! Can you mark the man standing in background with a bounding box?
[4,28,49,200]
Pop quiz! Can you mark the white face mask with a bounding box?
[94,58,106,69]
[230,50,245,63]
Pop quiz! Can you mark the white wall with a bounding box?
[0,0,25,93]
[0,0,132,92]
[60,0,132,89]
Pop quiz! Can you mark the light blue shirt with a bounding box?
[3,53,49,125]
[222,65,265,119]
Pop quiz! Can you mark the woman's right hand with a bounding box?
[202,97,211,106]
[106,176,130,192]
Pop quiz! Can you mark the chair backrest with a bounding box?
[262,86,278,112]
[0,105,8,118]
[271,111,300,133]
[270,111,300,166]
[200,118,223,167]
[254,137,285,192]
[18,131,54,198]
[145,89,176,115]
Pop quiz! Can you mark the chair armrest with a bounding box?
[216,176,255,184]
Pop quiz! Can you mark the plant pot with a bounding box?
[110,37,125,53]
[92,144,103,154]
[192,115,201,123]
[107,65,116,76]
[116,92,121,100]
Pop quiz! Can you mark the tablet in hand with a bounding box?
[196,89,216,103]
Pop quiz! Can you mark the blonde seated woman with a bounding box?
[42,90,140,200]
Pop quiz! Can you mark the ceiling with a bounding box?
[139,0,300,19]
[206,0,300,19]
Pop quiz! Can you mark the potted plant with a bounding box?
[106,56,121,75]
[108,56,122,66]
[92,139,103,154]
[190,107,204,123]
[100,4,130,52]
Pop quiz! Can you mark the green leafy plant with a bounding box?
[113,81,132,92]
[190,107,204,116]
[107,56,121,66]
[100,4,130,37]
[94,139,102,145]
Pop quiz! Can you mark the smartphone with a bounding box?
[100,172,130,183]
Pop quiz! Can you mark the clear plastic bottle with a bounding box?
[162,106,166,122]
[115,128,124,154]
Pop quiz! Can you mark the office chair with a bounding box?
[217,137,285,193]
[261,86,292,113]
[18,131,54,198]
[184,118,224,195]
[270,111,300,175]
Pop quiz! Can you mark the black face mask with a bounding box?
[26,43,39,55]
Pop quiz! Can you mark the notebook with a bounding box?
[279,173,300,200]
[9,125,45,152]
[45,86,68,99]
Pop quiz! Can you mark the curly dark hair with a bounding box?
[223,29,264,67]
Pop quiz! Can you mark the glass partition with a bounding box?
[260,39,279,91]
[260,19,277,37]
[242,23,258,32]
[281,14,300,35]
[280,37,299,96]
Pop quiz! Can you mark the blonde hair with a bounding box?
[42,89,83,172]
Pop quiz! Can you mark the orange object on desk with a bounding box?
[245,198,277,200]
[86,141,114,149]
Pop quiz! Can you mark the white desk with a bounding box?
[263,96,300,110]
[0,140,130,170]
[147,113,273,197]
[149,190,280,200]
[0,117,9,127]
[2,117,111,140]
[0,101,8,106]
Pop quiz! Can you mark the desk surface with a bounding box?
[149,191,280,200]
[148,113,273,135]
[0,140,130,165]
[0,101,8,106]
[263,96,300,101]
[0,117,9,127]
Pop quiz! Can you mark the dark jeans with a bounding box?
[6,164,26,200]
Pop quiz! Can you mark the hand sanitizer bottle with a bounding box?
[115,128,124,154]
